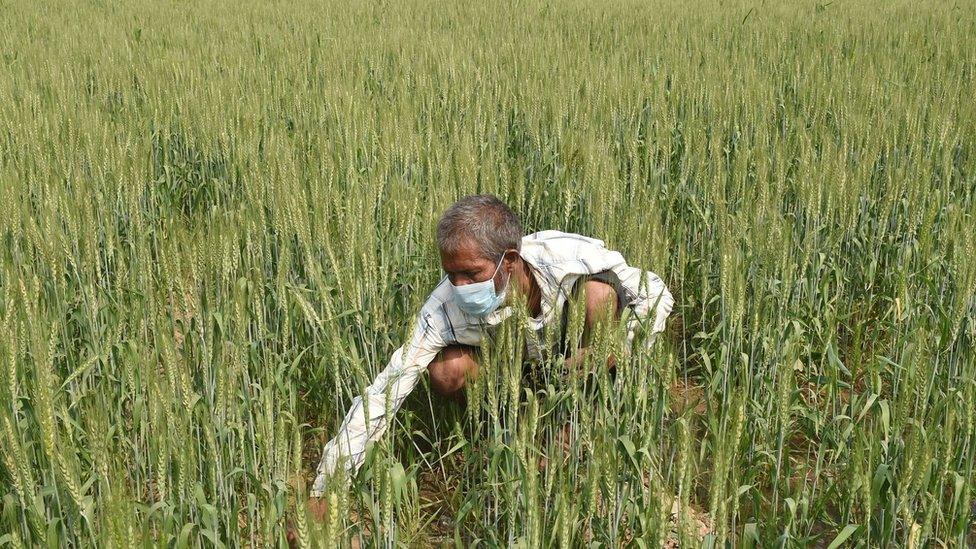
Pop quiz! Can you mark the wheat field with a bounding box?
[1,0,974,546]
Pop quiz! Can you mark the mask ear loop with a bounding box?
[473,252,511,327]
[494,252,506,273]
[496,249,514,295]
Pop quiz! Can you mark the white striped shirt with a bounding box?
[310,230,674,496]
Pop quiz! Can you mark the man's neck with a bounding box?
[512,258,543,318]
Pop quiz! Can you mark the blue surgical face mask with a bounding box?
[451,253,510,317]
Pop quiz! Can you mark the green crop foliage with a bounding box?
[0,0,973,546]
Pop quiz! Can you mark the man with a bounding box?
[308,194,674,506]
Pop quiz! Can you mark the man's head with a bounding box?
[437,195,523,314]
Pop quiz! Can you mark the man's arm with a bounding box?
[569,241,674,350]
[310,312,444,497]
[564,278,621,372]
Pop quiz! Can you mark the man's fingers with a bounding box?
[286,521,300,548]
[308,497,329,523]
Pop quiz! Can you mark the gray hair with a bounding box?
[437,194,523,260]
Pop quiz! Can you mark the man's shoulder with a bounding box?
[418,276,454,317]
[416,277,481,345]
[522,230,606,249]
[521,230,610,267]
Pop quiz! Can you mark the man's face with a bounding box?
[440,239,506,289]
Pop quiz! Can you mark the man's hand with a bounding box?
[286,497,330,548]
[307,497,330,523]
[563,346,617,374]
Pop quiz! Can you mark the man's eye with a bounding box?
[444,271,480,286]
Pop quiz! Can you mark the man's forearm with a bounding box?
[309,324,444,497]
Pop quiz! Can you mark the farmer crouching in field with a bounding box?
[304,194,674,521]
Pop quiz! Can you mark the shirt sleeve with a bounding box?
[310,311,445,497]
[610,262,675,350]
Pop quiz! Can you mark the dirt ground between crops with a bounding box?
[297,379,717,546]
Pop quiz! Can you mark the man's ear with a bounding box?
[502,249,520,272]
